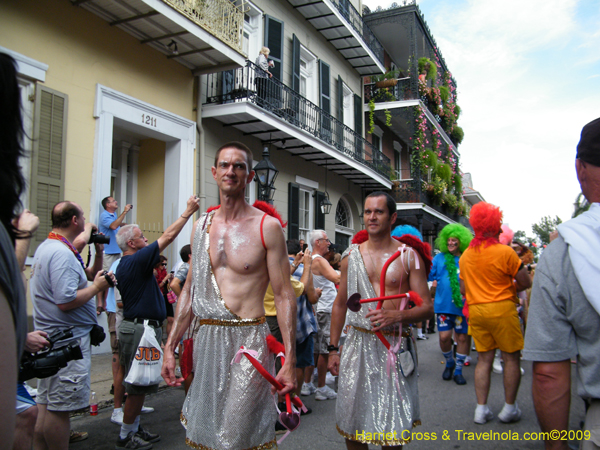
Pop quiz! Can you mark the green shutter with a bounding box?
[315,191,326,230]
[337,75,344,121]
[354,93,363,158]
[292,34,301,93]
[288,182,299,240]
[30,86,68,254]
[265,15,284,81]
[319,60,331,114]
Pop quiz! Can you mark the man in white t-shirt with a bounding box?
[309,229,340,401]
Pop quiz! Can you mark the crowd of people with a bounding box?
[2,48,599,450]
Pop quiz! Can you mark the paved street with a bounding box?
[70,334,585,449]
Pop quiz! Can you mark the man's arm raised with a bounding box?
[264,217,297,396]
[157,196,200,253]
[328,255,349,376]
[366,250,433,331]
[162,220,198,386]
[312,256,340,285]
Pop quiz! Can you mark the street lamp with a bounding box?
[253,144,279,203]
[320,191,332,215]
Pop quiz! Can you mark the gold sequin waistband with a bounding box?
[352,325,411,338]
[199,316,266,327]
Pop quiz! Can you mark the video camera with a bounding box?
[19,326,83,382]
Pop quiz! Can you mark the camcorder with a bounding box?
[89,231,110,245]
[19,326,83,382]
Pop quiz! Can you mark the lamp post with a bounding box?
[253,144,279,203]
[320,191,332,215]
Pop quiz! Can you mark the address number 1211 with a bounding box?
[142,114,157,127]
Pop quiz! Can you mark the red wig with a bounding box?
[469,202,503,249]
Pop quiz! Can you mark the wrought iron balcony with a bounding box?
[364,78,414,104]
[204,61,391,178]
[161,0,244,54]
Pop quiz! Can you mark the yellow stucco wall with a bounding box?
[136,139,166,244]
[1,0,195,215]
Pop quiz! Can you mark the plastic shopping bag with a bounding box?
[124,320,163,386]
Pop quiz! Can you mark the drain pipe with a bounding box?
[196,75,206,212]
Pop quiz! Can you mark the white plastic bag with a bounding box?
[124,320,163,386]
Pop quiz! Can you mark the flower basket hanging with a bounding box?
[375,78,398,89]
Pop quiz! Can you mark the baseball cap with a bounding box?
[576,118,600,166]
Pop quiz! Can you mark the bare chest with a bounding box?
[208,218,265,275]
[361,247,410,297]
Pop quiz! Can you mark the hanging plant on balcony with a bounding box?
[436,162,453,185]
[373,69,400,88]
[450,126,464,146]
[453,173,463,196]
[439,85,450,103]
[444,193,459,213]
[418,57,437,82]
[368,99,375,134]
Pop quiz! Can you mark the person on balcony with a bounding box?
[255,47,274,107]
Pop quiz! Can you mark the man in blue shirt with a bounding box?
[428,223,473,385]
[99,197,132,313]
[114,195,199,449]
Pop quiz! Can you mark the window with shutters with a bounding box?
[298,188,313,242]
[30,86,68,254]
[335,198,353,254]
[264,15,283,81]
[299,46,317,104]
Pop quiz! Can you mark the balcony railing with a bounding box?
[204,61,390,178]
[331,0,384,66]
[364,78,415,105]
[161,0,244,54]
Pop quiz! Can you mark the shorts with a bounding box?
[107,311,119,354]
[468,300,524,353]
[103,253,120,272]
[313,311,331,354]
[581,399,600,449]
[37,333,91,412]
[16,382,36,414]
[296,335,314,368]
[437,313,468,334]
[119,319,163,395]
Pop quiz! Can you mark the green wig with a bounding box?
[435,223,473,253]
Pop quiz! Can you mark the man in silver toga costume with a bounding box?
[329,192,433,449]
[162,141,297,450]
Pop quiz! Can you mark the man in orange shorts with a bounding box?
[459,202,531,425]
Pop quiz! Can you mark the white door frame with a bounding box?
[92,84,196,258]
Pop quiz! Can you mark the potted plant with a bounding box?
[373,69,400,89]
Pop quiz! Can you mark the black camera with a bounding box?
[19,326,83,382]
[89,231,110,245]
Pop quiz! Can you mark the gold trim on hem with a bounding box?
[185,437,277,450]
[336,422,421,446]
[199,317,266,327]
[352,325,411,338]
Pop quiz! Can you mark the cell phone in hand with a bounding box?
[303,244,308,251]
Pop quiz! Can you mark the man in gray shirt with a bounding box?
[30,202,114,450]
[523,117,600,450]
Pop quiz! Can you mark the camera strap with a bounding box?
[48,232,86,270]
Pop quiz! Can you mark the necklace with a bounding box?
[48,232,86,270]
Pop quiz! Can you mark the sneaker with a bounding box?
[498,404,522,423]
[111,409,124,425]
[116,431,152,449]
[300,406,312,416]
[493,358,503,374]
[325,373,336,385]
[315,385,337,401]
[135,426,160,443]
[141,406,154,414]
[416,335,428,341]
[70,430,89,443]
[301,382,316,396]
[474,407,494,425]
[24,382,38,397]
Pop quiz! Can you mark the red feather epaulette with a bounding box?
[394,235,432,277]
[351,230,369,244]
[204,202,286,228]
[253,201,287,228]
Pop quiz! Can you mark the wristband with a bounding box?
[327,344,339,352]
[181,214,191,220]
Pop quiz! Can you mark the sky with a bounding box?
[362,0,600,236]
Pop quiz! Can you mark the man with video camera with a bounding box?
[29,201,115,450]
